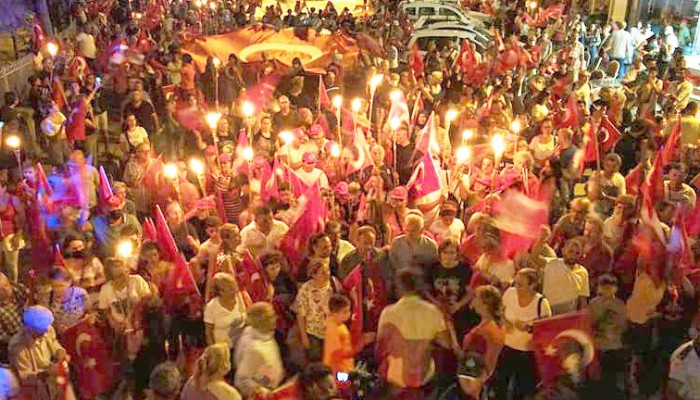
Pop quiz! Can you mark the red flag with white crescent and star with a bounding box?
[343,265,363,345]
[61,319,117,398]
[532,311,598,388]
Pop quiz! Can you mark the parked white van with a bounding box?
[399,1,492,28]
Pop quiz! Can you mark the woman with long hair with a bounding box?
[181,344,242,400]
[492,268,552,399]
[459,285,506,399]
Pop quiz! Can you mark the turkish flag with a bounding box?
[154,205,202,316]
[36,162,53,196]
[278,183,326,278]
[624,164,644,196]
[661,118,682,166]
[343,266,363,344]
[532,311,598,388]
[345,127,374,177]
[240,250,270,303]
[98,165,113,207]
[61,319,117,398]
[232,129,252,176]
[599,115,622,154]
[492,189,550,258]
[558,94,579,130]
[410,96,424,129]
[410,44,424,78]
[253,379,301,400]
[640,150,665,209]
[243,72,282,113]
[262,158,280,203]
[142,217,158,243]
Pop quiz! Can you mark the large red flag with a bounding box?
[61,319,118,398]
[253,379,301,400]
[410,96,424,129]
[686,198,700,237]
[281,164,308,197]
[142,217,158,243]
[582,122,598,163]
[278,183,326,277]
[640,150,665,209]
[345,127,375,177]
[492,189,550,258]
[154,205,202,315]
[599,115,622,154]
[343,266,363,345]
[532,311,598,388]
[240,250,270,303]
[624,164,644,196]
[232,129,252,175]
[243,72,282,113]
[413,112,440,157]
[669,211,694,277]
[458,39,477,74]
[36,162,53,196]
[318,75,331,111]
[98,165,113,207]
[409,44,424,78]
[559,93,579,130]
[262,158,280,202]
[661,118,682,166]
[410,151,444,208]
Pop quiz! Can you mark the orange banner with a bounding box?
[181,26,360,73]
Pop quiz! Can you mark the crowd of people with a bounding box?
[0,0,699,399]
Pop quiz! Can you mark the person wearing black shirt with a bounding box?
[426,238,476,337]
[272,95,299,133]
[394,123,417,185]
[122,90,159,135]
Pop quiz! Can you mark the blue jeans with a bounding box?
[612,57,627,79]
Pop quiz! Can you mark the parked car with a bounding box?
[399,1,492,28]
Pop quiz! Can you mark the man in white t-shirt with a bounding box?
[294,152,329,190]
[75,26,97,61]
[240,205,289,257]
[542,238,590,315]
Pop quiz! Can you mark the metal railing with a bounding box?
[0,55,34,100]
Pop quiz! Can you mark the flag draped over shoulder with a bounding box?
[62,319,118,398]
[278,183,326,277]
[343,266,363,344]
[532,311,598,388]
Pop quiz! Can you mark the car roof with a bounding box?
[419,21,493,38]
[410,29,487,49]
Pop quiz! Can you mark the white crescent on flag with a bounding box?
[553,329,595,367]
[76,333,92,358]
